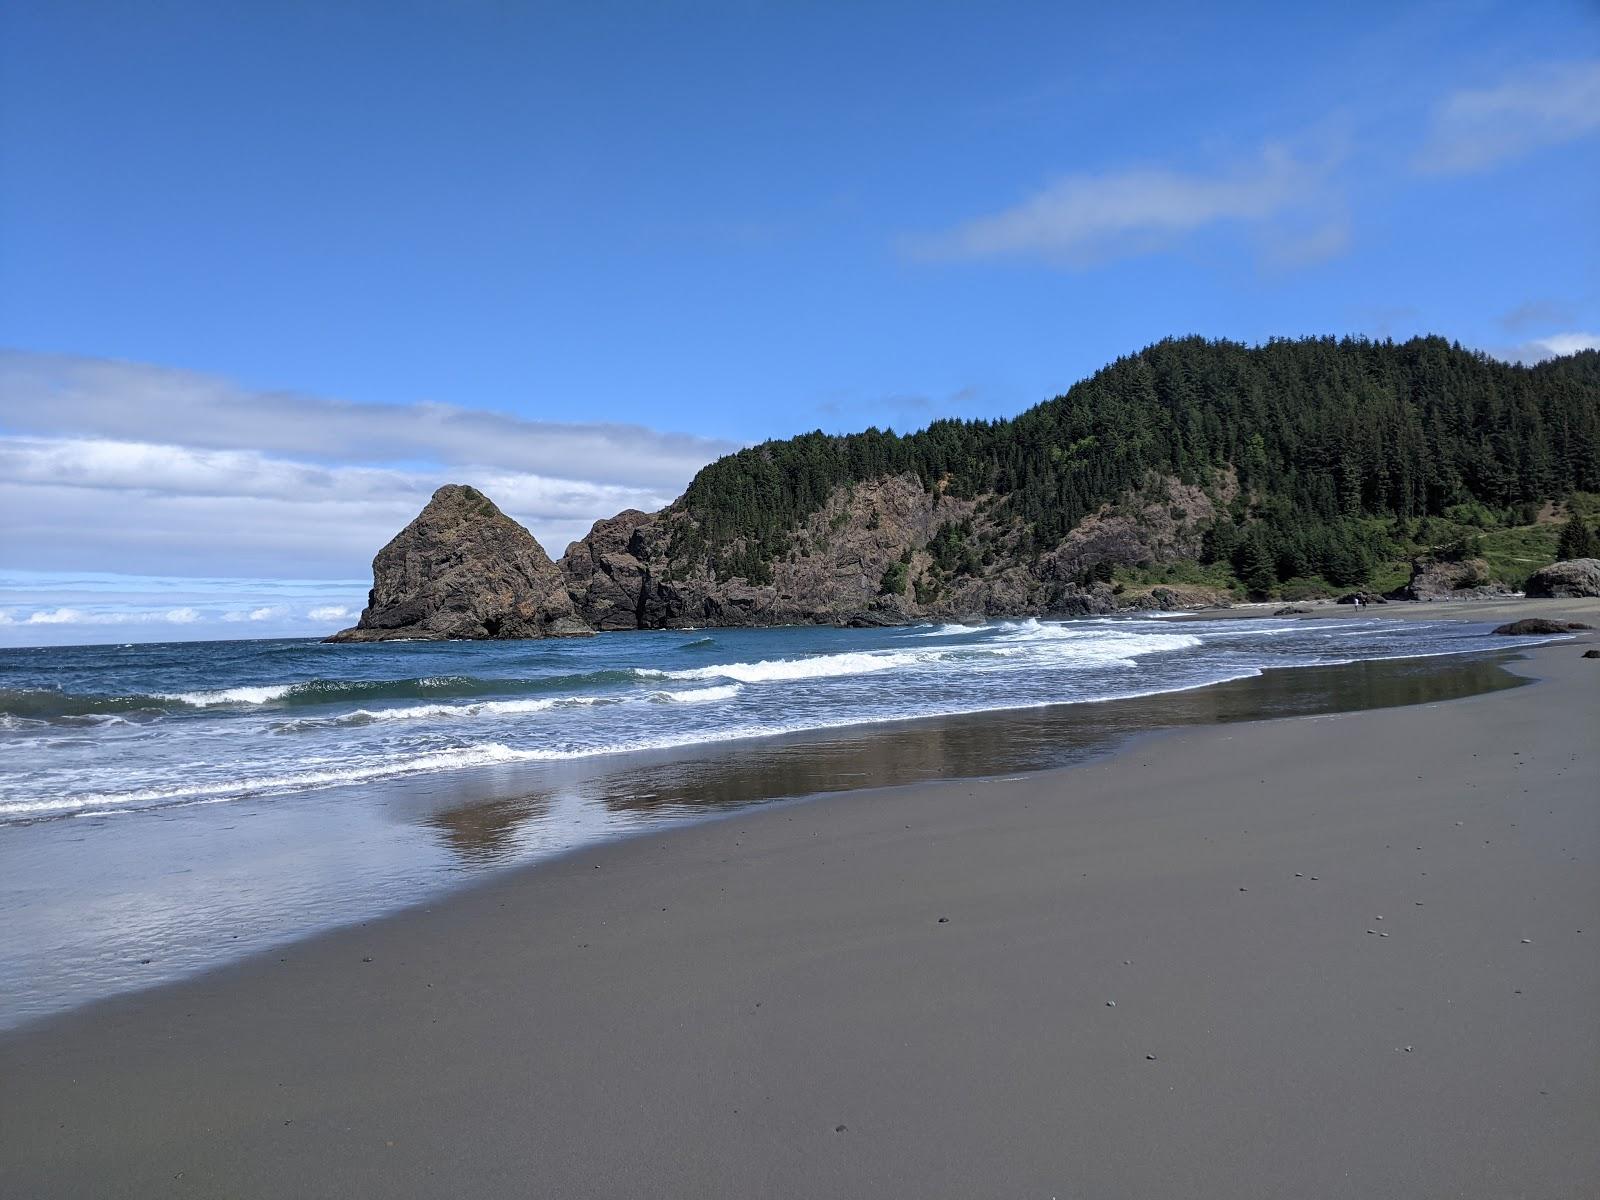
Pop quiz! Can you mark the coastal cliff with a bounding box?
[327,485,590,642]
[329,337,1600,641]
[560,471,1225,629]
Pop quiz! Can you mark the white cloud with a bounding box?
[307,605,352,622]
[1417,60,1600,173]
[224,606,286,622]
[0,437,683,579]
[903,144,1337,268]
[25,608,89,624]
[0,351,736,492]
[0,570,366,646]
[1532,332,1600,357]
[1490,331,1600,364]
[0,351,732,605]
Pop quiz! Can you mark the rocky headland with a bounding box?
[327,485,591,642]
[327,336,1600,642]
[331,473,1235,641]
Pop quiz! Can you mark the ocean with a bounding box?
[0,612,1546,1025]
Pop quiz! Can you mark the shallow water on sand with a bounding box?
[0,615,1542,1026]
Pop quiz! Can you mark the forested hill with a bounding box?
[350,335,1600,640]
[666,335,1600,593]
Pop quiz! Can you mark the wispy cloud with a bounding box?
[1416,60,1600,173]
[0,569,368,646]
[2,605,202,627]
[1500,299,1578,332]
[902,144,1341,269]
[0,352,738,599]
[0,351,737,492]
[1490,330,1600,364]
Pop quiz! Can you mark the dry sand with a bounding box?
[3,607,1597,1198]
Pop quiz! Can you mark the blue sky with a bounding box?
[2,0,1597,645]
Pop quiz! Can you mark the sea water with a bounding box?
[0,613,1549,1025]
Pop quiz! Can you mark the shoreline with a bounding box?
[3,605,1597,1196]
[0,626,1540,1030]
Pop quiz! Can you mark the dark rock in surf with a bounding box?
[1491,618,1593,636]
[326,485,592,642]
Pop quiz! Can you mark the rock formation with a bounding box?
[1389,557,1510,601]
[1524,558,1600,599]
[559,472,1224,629]
[1492,618,1593,636]
[332,472,1241,641]
[326,485,591,642]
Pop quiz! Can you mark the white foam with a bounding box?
[160,684,294,706]
[0,742,554,818]
[652,684,742,704]
[664,649,924,684]
[358,697,558,721]
[292,695,614,727]
[992,620,1202,660]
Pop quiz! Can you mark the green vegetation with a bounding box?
[1557,512,1598,559]
[669,337,1600,592]
[878,558,909,596]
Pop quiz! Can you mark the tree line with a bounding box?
[670,336,1600,588]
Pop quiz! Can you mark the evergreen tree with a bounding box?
[671,337,1600,585]
[1557,513,1598,560]
[1233,533,1277,595]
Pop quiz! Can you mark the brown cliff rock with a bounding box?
[1524,558,1600,599]
[558,472,1214,628]
[326,485,591,642]
[1391,557,1509,601]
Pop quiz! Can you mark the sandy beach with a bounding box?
[3,604,1597,1199]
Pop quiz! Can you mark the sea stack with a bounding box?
[326,484,593,642]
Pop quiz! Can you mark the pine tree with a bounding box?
[1556,513,1598,560]
[1233,534,1277,596]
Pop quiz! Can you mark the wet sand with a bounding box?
[3,611,1597,1198]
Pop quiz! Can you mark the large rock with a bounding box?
[560,510,655,631]
[1390,557,1509,601]
[1492,618,1593,636]
[327,485,592,642]
[1524,558,1600,599]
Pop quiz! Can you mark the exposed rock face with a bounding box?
[559,509,655,631]
[1116,584,1234,611]
[327,485,590,642]
[559,472,1220,629]
[1524,558,1600,599]
[1390,557,1509,601]
[338,472,1233,639]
